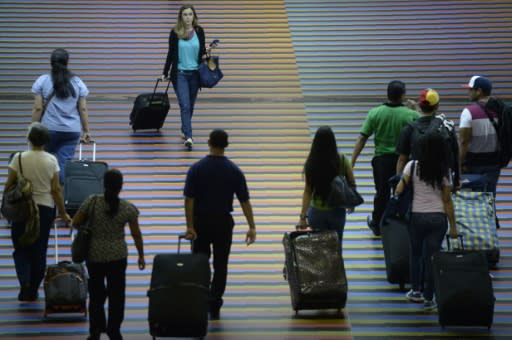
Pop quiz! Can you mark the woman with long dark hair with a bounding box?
[396,131,457,311]
[72,169,145,340]
[297,126,357,242]
[162,4,216,148]
[31,48,91,183]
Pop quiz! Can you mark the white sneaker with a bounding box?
[184,138,193,148]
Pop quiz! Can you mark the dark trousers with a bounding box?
[192,214,234,311]
[371,153,399,230]
[408,212,447,301]
[86,258,127,339]
[11,205,55,296]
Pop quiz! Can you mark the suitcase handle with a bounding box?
[446,234,464,251]
[150,77,172,104]
[79,141,96,161]
[177,234,194,254]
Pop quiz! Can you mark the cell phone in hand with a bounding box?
[210,39,219,46]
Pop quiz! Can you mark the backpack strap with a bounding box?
[478,102,499,133]
[17,152,24,176]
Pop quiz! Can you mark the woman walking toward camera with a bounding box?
[162,4,216,148]
[72,169,145,340]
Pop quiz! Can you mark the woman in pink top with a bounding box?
[396,131,457,311]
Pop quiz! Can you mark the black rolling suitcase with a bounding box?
[381,216,410,290]
[44,222,88,318]
[432,236,495,329]
[283,230,347,314]
[64,141,108,215]
[147,235,210,339]
[130,78,171,132]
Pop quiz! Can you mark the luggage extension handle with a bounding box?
[150,77,172,104]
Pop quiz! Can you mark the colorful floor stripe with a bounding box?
[0,1,511,339]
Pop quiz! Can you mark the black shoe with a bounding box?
[17,285,31,301]
[367,215,381,236]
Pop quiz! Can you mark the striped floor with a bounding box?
[0,1,511,339]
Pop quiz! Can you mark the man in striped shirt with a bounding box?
[459,76,500,197]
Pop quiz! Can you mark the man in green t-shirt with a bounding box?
[351,80,419,236]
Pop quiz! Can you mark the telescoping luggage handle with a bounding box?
[78,140,96,162]
[150,77,172,104]
[177,234,194,254]
[446,234,464,251]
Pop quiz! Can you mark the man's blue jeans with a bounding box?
[46,130,81,183]
[465,164,501,197]
[173,70,200,139]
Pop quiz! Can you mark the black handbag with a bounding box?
[199,55,223,88]
[327,175,364,209]
[71,195,97,263]
[1,152,33,223]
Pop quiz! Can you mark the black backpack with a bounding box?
[482,97,512,168]
[409,114,460,186]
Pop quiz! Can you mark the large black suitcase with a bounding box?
[64,142,108,215]
[381,216,410,291]
[147,235,210,339]
[283,230,347,314]
[432,236,495,328]
[130,78,171,132]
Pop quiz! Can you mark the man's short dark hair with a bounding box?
[209,129,229,148]
[387,80,406,102]
[27,122,50,147]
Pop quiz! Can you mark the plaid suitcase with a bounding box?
[450,191,499,266]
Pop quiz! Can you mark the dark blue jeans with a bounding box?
[193,214,234,312]
[46,130,81,183]
[173,70,200,139]
[87,257,128,339]
[307,206,346,243]
[11,205,55,295]
[408,212,447,301]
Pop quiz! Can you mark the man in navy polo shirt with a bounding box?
[183,129,257,319]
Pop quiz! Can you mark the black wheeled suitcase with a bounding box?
[147,235,210,339]
[44,223,88,318]
[283,230,347,314]
[432,236,495,329]
[130,78,171,132]
[64,141,108,215]
[381,216,410,291]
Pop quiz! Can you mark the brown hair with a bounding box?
[174,5,199,39]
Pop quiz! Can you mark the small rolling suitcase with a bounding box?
[283,230,347,314]
[130,78,171,132]
[64,141,108,216]
[432,236,495,329]
[147,235,210,339]
[44,222,88,318]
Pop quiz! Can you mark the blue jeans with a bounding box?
[307,206,346,243]
[46,131,81,183]
[173,70,200,139]
[11,205,55,295]
[408,212,447,301]
[465,164,500,197]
